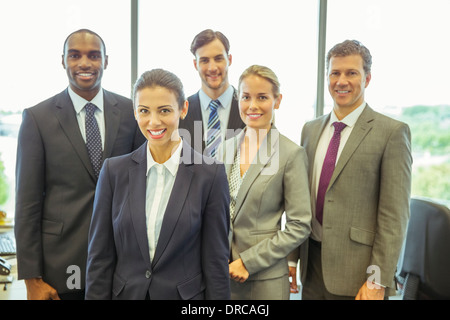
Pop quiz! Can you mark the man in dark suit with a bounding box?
[14,29,145,300]
[179,29,245,156]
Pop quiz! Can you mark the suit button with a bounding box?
[145,270,151,278]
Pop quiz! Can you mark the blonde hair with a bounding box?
[238,65,281,98]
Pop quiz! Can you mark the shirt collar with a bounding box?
[199,85,234,111]
[330,101,366,128]
[146,140,183,177]
[68,86,104,114]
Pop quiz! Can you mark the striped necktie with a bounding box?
[205,99,222,158]
[85,103,103,178]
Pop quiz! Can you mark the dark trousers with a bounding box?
[59,290,85,300]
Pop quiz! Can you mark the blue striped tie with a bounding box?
[85,103,103,178]
[206,99,222,158]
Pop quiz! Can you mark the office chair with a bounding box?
[398,197,450,299]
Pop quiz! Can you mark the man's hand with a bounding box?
[289,266,299,293]
[25,278,61,300]
[355,281,385,300]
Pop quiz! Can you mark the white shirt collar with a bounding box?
[330,102,366,128]
[199,85,234,111]
[146,140,183,177]
[68,86,104,114]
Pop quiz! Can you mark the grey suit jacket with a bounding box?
[221,127,311,282]
[300,105,412,296]
[86,141,230,300]
[14,88,145,294]
[179,89,245,154]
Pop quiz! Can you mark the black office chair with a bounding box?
[398,197,450,299]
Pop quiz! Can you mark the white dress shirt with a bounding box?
[310,102,367,241]
[145,141,182,260]
[68,86,106,149]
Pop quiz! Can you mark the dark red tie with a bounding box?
[315,122,347,225]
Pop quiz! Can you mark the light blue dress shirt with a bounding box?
[145,141,182,260]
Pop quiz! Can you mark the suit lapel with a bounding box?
[129,142,152,268]
[226,89,244,134]
[53,89,96,180]
[188,92,203,123]
[151,141,194,268]
[103,90,121,159]
[304,115,330,184]
[232,127,279,222]
[184,92,204,151]
[328,106,375,189]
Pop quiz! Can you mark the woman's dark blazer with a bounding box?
[85,140,231,300]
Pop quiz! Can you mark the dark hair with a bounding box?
[326,40,372,75]
[190,29,230,56]
[63,29,106,55]
[132,69,185,110]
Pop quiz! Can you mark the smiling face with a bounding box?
[193,38,232,99]
[134,86,188,160]
[238,75,281,132]
[62,32,108,101]
[327,54,371,116]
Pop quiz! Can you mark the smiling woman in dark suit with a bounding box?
[85,69,231,300]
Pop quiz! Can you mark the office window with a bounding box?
[138,0,318,143]
[0,0,131,216]
[326,0,450,205]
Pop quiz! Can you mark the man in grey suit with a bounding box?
[294,40,412,299]
[179,29,245,156]
[14,29,145,300]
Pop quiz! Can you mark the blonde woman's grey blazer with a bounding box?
[220,126,312,282]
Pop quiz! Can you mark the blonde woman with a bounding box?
[221,65,311,300]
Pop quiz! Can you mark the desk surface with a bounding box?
[0,229,27,300]
[0,257,26,300]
